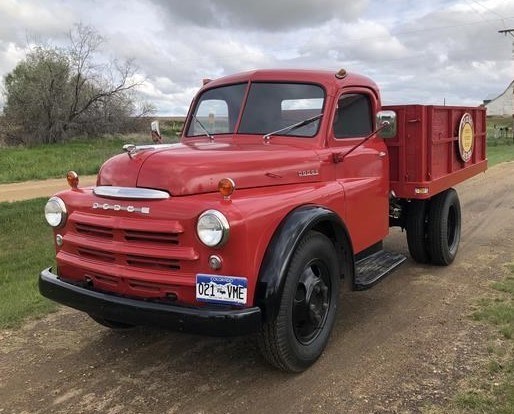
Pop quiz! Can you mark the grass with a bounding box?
[0,126,182,184]
[430,265,514,414]
[0,135,138,183]
[0,198,57,328]
[486,116,514,166]
[472,274,514,343]
[487,142,514,167]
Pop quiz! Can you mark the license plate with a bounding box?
[196,274,248,306]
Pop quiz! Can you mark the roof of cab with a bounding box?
[202,68,379,96]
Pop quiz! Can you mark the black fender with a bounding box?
[255,205,353,323]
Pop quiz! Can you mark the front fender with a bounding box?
[255,205,352,323]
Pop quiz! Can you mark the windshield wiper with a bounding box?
[193,115,214,142]
[263,113,323,142]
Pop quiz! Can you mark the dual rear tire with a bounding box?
[406,188,461,266]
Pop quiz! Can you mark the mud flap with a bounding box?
[354,250,406,290]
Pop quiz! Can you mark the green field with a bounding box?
[0,198,57,328]
[486,116,514,166]
[0,135,146,183]
[487,143,514,166]
[0,123,182,184]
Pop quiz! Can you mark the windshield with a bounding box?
[239,83,324,137]
[186,82,325,138]
[186,83,246,136]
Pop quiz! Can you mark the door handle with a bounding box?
[378,151,387,157]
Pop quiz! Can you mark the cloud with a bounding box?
[0,0,75,44]
[151,0,369,31]
[294,19,408,64]
[0,42,25,77]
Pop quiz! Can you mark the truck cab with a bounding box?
[39,68,487,372]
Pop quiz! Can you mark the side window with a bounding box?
[333,94,372,138]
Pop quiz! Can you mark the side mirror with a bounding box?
[376,110,397,139]
[151,120,163,143]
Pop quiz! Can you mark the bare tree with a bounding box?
[65,25,143,132]
[2,24,150,145]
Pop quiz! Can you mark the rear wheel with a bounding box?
[427,188,461,266]
[405,199,430,264]
[258,231,340,372]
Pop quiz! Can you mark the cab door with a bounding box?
[330,88,389,254]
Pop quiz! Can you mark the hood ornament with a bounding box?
[123,144,138,158]
[122,143,177,158]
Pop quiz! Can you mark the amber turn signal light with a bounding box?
[218,178,235,198]
[66,171,79,189]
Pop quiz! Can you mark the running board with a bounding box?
[354,250,407,290]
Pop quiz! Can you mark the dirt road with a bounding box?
[0,176,97,203]
[1,162,513,414]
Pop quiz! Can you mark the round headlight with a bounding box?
[44,197,67,228]
[196,210,230,248]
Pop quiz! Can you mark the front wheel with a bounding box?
[427,188,461,266]
[258,231,340,372]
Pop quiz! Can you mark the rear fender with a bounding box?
[255,205,353,323]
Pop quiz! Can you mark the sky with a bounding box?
[1,0,514,115]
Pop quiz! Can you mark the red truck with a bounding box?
[40,68,487,372]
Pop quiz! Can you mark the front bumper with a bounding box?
[39,268,262,336]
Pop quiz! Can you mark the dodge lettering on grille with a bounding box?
[92,202,150,214]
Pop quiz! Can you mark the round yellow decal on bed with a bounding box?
[458,113,474,162]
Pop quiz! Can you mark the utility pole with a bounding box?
[499,29,514,141]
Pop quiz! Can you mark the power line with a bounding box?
[468,0,507,25]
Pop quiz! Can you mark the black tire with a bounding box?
[258,231,340,372]
[89,315,135,329]
[405,199,430,264]
[427,188,461,266]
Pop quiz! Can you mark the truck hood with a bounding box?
[97,141,322,196]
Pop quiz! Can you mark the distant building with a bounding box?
[484,80,514,116]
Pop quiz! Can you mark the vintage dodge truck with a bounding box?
[40,68,487,372]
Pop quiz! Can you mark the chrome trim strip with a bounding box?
[93,186,170,200]
[123,143,178,156]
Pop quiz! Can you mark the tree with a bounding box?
[3,47,70,144]
[2,24,153,145]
